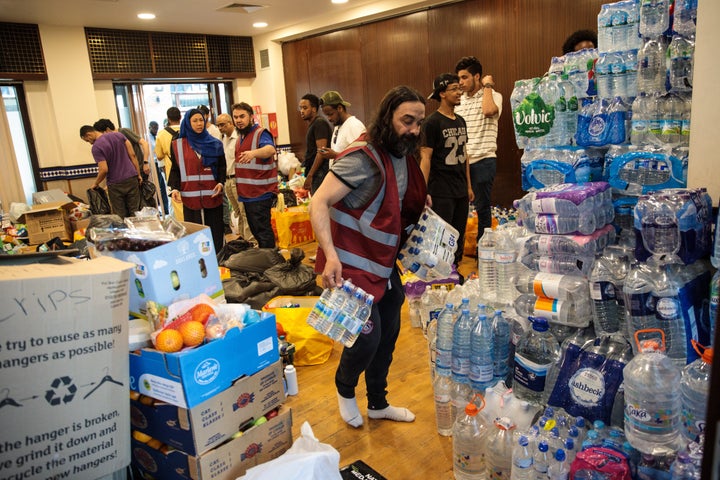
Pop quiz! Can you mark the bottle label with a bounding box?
[479,249,494,260]
[534,296,562,322]
[514,353,551,392]
[436,349,452,370]
[628,291,656,316]
[495,251,516,264]
[513,93,555,138]
[591,280,617,301]
[655,297,680,320]
[532,198,559,214]
[469,363,494,383]
[533,272,564,298]
[569,367,607,407]
[534,215,559,234]
[625,401,676,432]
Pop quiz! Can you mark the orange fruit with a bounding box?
[155,329,183,352]
[189,304,215,324]
[178,321,205,347]
[132,430,153,443]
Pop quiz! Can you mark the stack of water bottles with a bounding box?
[398,206,459,281]
[605,144,688,196]
[306,279,374,347]
[520,146,605,191]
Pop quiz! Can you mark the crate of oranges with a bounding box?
[130,296,280,409]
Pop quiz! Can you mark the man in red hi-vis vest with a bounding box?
[311,86,428,428]
[232,102,278,248]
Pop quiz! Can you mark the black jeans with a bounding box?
[469,158,497,242]
[430,195,469,267]
[243,197,276,248]
[107,176,141,218]
[335,268,404,410]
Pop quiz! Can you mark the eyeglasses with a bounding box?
[216,122,228,127]
[445,85,462,92]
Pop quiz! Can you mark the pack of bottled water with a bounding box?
[306,279,374,347]
[595,50,639,100]
[597,0,643,53]
[632,187,712,264]
[520,224,617,258]
[520,147,602,191]
[398,206,459,280]
[575,97,629,147]
[604,144,688,195]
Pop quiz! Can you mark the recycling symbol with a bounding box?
[45,376,77,405]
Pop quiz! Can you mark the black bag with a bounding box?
[86,187,111,215]
[140,180,158,208]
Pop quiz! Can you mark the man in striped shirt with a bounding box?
[454,56,502,243]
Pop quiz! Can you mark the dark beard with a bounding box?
[387,132,420,157]
[238,124,254,136]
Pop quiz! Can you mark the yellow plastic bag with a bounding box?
[271,206,315,249]
[263,296,334,366]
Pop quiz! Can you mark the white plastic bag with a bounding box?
[237,421,342,480]
[278,151,302,176]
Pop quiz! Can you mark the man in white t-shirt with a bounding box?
[318,90,366,166]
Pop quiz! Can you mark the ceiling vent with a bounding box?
[217,3,267,14]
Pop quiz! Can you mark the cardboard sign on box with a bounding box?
[101,222,225,318]
[129,312,279,408]
[130,360,284,456]
[131,407,293,480]
[0,256,133,480]
[18,200,75,244]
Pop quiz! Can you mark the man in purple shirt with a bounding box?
[80,125,142,218]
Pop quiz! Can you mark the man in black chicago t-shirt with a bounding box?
[421,73,474,268]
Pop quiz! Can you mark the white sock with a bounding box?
[367,405,415,422]
[337,393,363,428]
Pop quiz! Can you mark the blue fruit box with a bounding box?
[129,312,279,409]
[99,222,225,319]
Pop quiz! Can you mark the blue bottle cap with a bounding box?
[530,316,550,332]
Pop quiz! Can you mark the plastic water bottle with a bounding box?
[522,213,596,235]
[543,327,594,405]
[495,231,517,307]
[513,317,560,404]
[637,38,666,95]
[559,74,577,145]
[631,94,650,145]
[511,79,531,149]
[660,92,684,145]
[451,380,474,425]
[710,270,719,344]
[537,75,563,147]
[623,329,683,455]
[669,450,700,479]
[453,401,488,480]
[623,263,658,350]
[639,0,669,38]
[409,246,453,278]
[514,270,589,302]
[680,342,712,442]
[436,303,456,377]
[651,262,688,367]
[510,435,534,479]
[433,373,454,436]
[469,314,494,393]
[595,53,612,99]
[485,417,515,479]
[547,448,569,480]
[532,440,551,478]
[491,310,510,383]
[427,316,438,380]
[340,293,374,347]
[328,287,363,341]
[668,35,694,92]
[452,309,474,384]
[513,294,591,327]
[478,228,497,304]
[590,253,622,334]
[623,49,639,98]
[674,0,698,37]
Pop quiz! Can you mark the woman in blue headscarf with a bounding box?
[168,108,227,253]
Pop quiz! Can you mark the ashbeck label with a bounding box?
[569,368,606,407]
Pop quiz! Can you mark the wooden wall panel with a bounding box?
[281,40,310,152]
[283,0,606,207]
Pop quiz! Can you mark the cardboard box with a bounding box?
[130,312,279,408]
[131,407,293,480]
[18,200,75,244]
[0,256,134,479]
[130,360,285,456]
[102,222,225,318]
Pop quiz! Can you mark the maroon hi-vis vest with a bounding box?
[315,137,426,301]
[173,138,222,210]
[235,125,278,199]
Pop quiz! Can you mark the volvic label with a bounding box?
[513,93,555,138]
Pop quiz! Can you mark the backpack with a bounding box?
[164,126,180,140]
[118,127,145,165]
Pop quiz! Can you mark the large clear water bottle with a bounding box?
[668,35,694,93]
[623,49,639,98]
[434,373,454,436]
[680,341,712,442]
[491,310,511,383]
[651,262,688,367]
[537,75,563,147]
[595,53,612,99]
[559,74,578,145]
[485,417,515,479]
[660,92,684,145]
[451,380,474,425]
[478,228,498,304]
[514,270,589,302]
[513,294,592,327]
[673,0,698,37]
[639,0,669,38]
[453,400,488,480]
[623,329,683,455]
[469,313,495,393]
[631,94,650,145]
[452,309,475,384]
[623,263,658,350]
[590,252,622,334]
[511,80,531,149]
[637,38,667,95]
[436,303,457,377]
[495,231,517,307]
[513,317,561,404]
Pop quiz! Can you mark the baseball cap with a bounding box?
[428,73,459,100]
[319,91,351,108]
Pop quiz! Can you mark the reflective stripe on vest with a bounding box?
[335,246,394,279]
[176,138,222,209]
